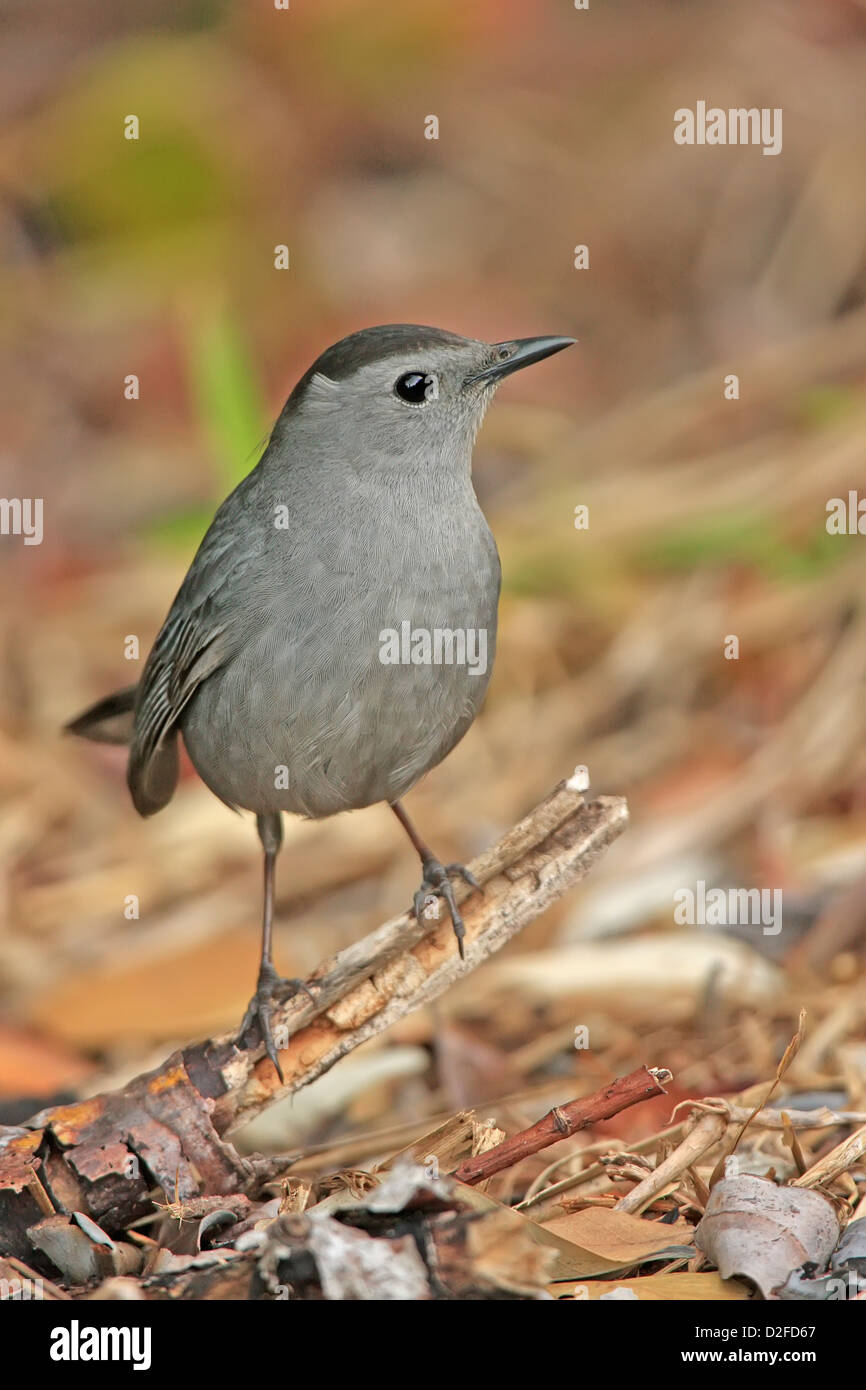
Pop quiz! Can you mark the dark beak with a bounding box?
[464,335,576,386]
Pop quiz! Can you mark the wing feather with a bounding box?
[126,473,263,815]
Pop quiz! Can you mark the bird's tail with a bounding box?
[65,685,138,746]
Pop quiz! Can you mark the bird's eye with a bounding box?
[395,371,434,405]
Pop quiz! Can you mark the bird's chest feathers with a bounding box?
[325,473,496,613]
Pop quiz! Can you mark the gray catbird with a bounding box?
[68,324,575,1075]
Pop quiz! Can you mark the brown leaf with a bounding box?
[551,1272,751,1300]
[542,1205,694,1277]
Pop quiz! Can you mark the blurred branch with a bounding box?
[0,783,628,1258]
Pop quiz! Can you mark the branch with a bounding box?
[453,1066,672,1186]
[0,782,628,1259]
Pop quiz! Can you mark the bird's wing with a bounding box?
[128,607,230,816]
[128,473,263,816]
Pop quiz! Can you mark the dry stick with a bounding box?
[614,1108,729,1216]
[705,1009,806,1191]
[516,1121,688,1216]
[791,1123,866,1190]
[453,1066,671,1186]
[706,1104,866,1131]
[0,786,628,1252]
[216,787,629,1133]
[610,1091,866,1218]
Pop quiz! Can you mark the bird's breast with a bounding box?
[182,478,500,817]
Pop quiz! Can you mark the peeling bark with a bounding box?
[0,785,628,1260]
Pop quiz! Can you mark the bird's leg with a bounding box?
[390,800,480,960]
[239,811,316,1082]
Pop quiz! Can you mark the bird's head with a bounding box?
[272,324,575,474]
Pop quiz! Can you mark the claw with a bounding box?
[446,863,481,892]
[238,962,317,1083]
[412,857,478,958]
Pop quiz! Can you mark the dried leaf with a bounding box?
[695,1175,839,1298]
[543,1206,694,1277]
[551,1272,751,1300]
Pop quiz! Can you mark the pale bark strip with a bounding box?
[1,784,628,1255]
[614,1109,729,1215]
[217,791,629,1132]
[791,1123,866,1190]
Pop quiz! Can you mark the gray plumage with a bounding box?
[68,324,574,1070]
[134,326,503,819]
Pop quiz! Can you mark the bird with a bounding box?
[68,324,575,1078]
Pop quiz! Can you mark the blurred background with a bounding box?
[1,0,866,1167]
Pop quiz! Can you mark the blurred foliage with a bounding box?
[147,306,270,547]
[39,43,230,236]
[639,514,853,581]
[797,384,859,431]
[185,308,269,491]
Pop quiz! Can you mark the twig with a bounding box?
[515,1121,688,1216]
[791,1123,866,1191]
[453,1066,671,1186]
[614,1108,729,1215]
[0,783,628,1258]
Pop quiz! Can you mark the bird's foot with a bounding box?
[238,961,317,1083]
[412,859,481,961]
